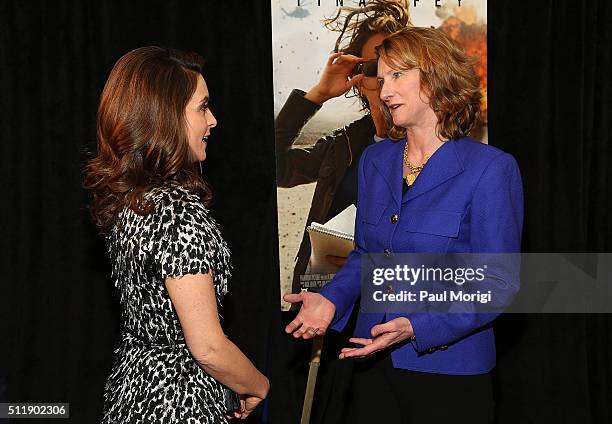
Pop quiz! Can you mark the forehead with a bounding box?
[376,58,396,76]
[193,74,209,98]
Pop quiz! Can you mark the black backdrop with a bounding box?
[1,1,610,423]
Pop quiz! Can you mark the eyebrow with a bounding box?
[377,68,398,79]
[198,96,209,105]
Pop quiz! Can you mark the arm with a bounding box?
[275,53,365,188]
[283,146,371,338]
[318,146,371,329]
[340,152,524,358]
[155,197,268,418]
[274,89,328,187]
[166,273,269,399]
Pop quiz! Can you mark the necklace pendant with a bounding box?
[406,173,417,186]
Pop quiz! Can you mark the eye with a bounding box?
[377,79,384,87]
[199,103,209,113]
[392,71,403,79]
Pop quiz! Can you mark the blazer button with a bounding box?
[386,284,393,293]
[383,249,391,257]
[390,214,399,224]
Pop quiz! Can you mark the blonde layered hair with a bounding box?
[376,27,481,140]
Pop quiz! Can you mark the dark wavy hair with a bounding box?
[376,27,482,140]
[324,0,411,110]
[84,46,212,234]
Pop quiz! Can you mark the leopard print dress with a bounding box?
[102,183,232,423]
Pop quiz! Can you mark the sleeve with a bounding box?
[275,89,337,188]
[403,152,524,353]
[155,199,217,280]
[318,146,371,331]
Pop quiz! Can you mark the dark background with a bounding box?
[1,0,610,423]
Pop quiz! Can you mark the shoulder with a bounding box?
[452,137,519,173]
[344,114,375,135]
[368,137,398,151]
[146,183,212,229]
[359,137,400,165]
[324,114,374,142]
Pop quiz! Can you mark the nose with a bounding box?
[206,109,217,128]
[379,82,392,104]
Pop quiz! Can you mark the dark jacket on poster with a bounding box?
[275,89,375,292]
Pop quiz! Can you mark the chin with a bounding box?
[197,147,206,162]
[192,152,206,162]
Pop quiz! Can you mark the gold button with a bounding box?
[386,284,393,293]
[383,249,391,257]
[390,214,399,224]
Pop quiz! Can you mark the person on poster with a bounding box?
[285,27,523,423]
[84,47,269,422]
[275,0,411,293]
[277,2,411,422]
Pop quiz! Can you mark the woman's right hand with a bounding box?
[305,52,366,104]
[283,292,336,338]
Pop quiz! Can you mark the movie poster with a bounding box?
[272,0,487,309]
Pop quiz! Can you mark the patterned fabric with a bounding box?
[102,183,232,423]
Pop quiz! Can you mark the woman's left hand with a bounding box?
[339,317,414,359]
[227,395,263,420]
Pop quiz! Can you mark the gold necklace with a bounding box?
[403,142,428,186]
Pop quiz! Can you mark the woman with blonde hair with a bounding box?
[85,46,268,422]
[286,27,523,423]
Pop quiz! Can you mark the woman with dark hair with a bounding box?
[286,27,523,423]
[84,46,268,423]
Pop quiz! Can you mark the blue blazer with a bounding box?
[319,137,523,375]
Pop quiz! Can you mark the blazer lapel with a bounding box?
[371,139,405,207]
[403,139,465,203]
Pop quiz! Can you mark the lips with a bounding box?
[388,104,402,112]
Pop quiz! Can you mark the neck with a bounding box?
[405,121,445,163]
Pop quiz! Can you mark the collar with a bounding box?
[371,138,465,206]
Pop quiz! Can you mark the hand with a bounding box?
[339,317,414,359]
[227,375,268,420]
[227,395,264,420]
[283,292,336,339]
[325,255,347,268]
[305,52,366,104]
